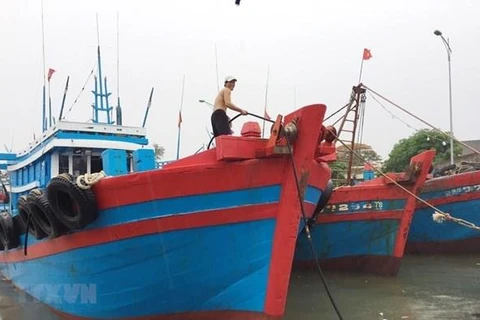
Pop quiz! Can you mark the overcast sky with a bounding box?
[1,0,479,161]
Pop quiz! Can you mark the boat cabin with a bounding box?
[0,121,155,216]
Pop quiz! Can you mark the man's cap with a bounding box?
[224,76,237,82]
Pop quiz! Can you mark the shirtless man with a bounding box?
[211,76,248,137]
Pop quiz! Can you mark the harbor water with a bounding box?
[0,254,478,319]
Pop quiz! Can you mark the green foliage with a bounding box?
[152,143,165,161]
[331,143,382,186]
[330,160,348,187]
[382,129,462,172]
[337,143,382,167]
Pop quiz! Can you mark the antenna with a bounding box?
[176,75,186,160]
[96,13,101,47]
[214,43,220,92]
[262,65,270,138]
[58,76,70,121]
[116,12,120,101]
[142,87,155,128]
[115,12,123,125]
[91,14,113,124]
[41,0,47,132]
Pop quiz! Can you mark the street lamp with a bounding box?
[199,99,214,109]
[434,29,454,165]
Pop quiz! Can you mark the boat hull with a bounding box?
[0,104,332,319]
[294,150,435,276]
[294,206,403,276]
[3,216,276,318]
[406,172,480,254]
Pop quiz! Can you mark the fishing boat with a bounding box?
[294,149,435,276]
[347,84,480,255]
[293,85,436,276]
[0,40,337,319]
[406,164,480,254]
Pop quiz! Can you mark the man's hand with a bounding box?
[240,109,248,115]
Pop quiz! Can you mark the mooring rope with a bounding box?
[331,133,480,232]
[285,133,344,320]
[432,212,480,231]
[76,171,107,190]
[361,84,480,158]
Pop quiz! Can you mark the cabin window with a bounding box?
[59,155,69,174]
[91,155,103,173]
[72,155,88,176]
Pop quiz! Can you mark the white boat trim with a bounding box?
[17,121,147,157]
[8,139,152,171]
[10,181,40,193]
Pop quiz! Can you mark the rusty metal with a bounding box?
[283,119,298,142]
[335,85,366,185]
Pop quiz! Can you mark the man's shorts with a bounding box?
[211,109,232,137]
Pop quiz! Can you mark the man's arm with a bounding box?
[224,89,247,114]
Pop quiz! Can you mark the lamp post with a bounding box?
[199,99,214,109]
[434,29,454,165]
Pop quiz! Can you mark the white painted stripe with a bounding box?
[16,121,147,157]
[10,181,40,193]
[8,139,152,171]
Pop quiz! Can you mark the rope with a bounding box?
[324,101,351,122]
[285,136,344,320]
[207,111,274,149]
[432,212,480,231]
[76,171,107,190]
[332,134,480,231]
[362,84,480,158]
[367,92,451,145]
[62,64,96,121]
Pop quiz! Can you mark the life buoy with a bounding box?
[46,173,98,230]
[308,179,335,226]
[0,211,20,250]
[18,195,47,240]
[27,189,65,239]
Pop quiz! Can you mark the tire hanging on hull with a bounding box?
[47,173,98,230]
[308,179,334,226]
[0,211,20,250]
[18,195,47,240]
[27,189,66,239]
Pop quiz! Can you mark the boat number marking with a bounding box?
[443,184,480,198]
[324,200,385,214]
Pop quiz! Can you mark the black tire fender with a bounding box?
[309,179,335,225]
[27,189,66,239]
[18,195,47,240]
[46,173,98,230]
[0,211,20,250]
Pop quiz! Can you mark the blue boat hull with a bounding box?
[294,219,402,276]
[407,198,480,254]
[1,220,275,319]
[0,183,322,319]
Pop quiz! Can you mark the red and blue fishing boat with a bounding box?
[0,39,337,318]
[293,85,436,276]
[293,149,435,276]
[406,165,480,254]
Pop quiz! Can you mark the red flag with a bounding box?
[362,48,372,60]
[177,110,182,128]
[264,110,271,120]
[47,68,56,81]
